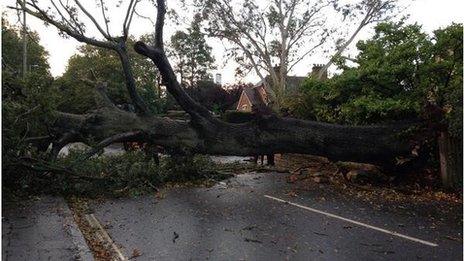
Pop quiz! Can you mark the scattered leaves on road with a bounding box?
[129,248,142,259]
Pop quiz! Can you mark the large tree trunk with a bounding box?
[53,105,417,167]
[438,131,463,189]
[31,0,420,172]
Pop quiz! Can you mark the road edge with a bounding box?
[61,198,95,261]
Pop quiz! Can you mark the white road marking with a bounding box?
[264,195,438,247]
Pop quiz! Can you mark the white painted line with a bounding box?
[264,195,438,247]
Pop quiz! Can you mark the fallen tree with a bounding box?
[17,0,422,168]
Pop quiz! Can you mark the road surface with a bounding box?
[2,196,93,261]
[87,172,462,260]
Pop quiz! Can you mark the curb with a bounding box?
[84,213,128,261]
[60,198,95,261]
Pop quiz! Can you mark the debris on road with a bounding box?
[242,224,258,231]
[173,231,179,243]
[444,235,462,242]
[244,238,263,243]
[129,248,142,259]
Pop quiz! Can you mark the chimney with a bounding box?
[311,64,328,81]
[215,73,222,85]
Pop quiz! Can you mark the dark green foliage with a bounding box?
[169,14,215,87]
[159,154,222,182]
[288,22,462,135]
[2,19,57,191]
[427,23,463,138]
[55,37,167,114]
[53,151,226,197]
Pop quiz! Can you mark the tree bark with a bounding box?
[35,0,420,171]
[52,105,418,167]
[116,43,150,115]
[438,131,463,189]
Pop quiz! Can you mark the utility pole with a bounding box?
[22,0,27,79]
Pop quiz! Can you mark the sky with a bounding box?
[2,0,463,84]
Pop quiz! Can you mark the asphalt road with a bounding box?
[2,196,93,261]
[89,172,463,261]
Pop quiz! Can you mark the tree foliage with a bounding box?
[196,0,399,106]
[169,14,215,87]
[7,0,462,193]
[2,19,56,189]
[55,37,166,114]
[288,22,463,138]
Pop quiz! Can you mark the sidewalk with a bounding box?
[2,196,93,261]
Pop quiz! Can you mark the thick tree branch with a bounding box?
[115,45,151,115]
[50,104,420,168]
[133,0,216,121]
[17,3,116,49]
[18,1,151,116]
[134,42,214,120]
[153,0,166,49]
[81,131,145,160]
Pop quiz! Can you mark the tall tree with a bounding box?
[2,19,56,186]
[289,22,435,125]
[196,0,399,107]
[169,14,215,87]
[2,18,50,78]
[12,0,152,115]
[13,0,432,173]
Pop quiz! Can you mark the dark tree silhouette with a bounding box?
[16,0,421,168]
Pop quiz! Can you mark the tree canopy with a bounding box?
[55,37,166,114]
[195,0,400,107]
[288,22,463,139]
[3,0,462,192]
[2,19,56,188]
[169,14,216,87]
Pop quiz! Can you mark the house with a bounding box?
[236,64,327,112]
[236,76,306,112]
[236,84,268,112]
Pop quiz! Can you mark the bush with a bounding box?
[287,22,462,132]
[2,20,57,194]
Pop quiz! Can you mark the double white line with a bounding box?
[264,195,438,247]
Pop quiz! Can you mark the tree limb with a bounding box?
[74,0,112,40]
[81,131,144,160]
[99,0,112,38]
[17,2,116,49]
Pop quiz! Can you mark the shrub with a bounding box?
[287,22,462,132]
